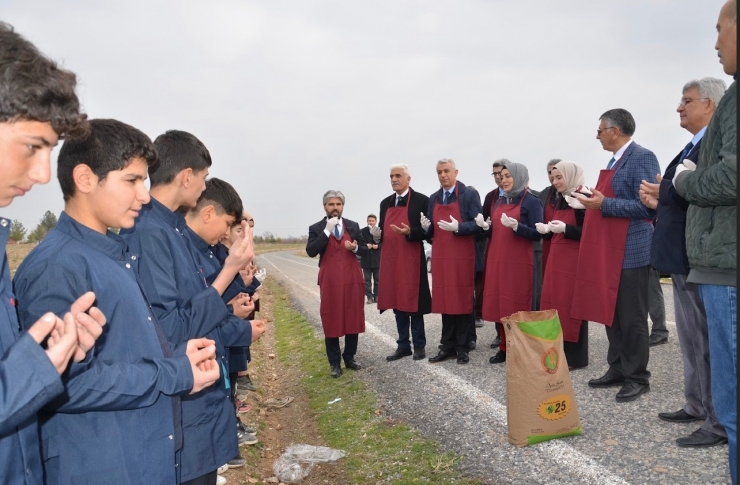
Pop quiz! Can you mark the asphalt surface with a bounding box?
[258,250,731,485]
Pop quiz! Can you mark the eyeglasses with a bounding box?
[596,126,615,136]
[491,171,503,178]
[678,97,709,107]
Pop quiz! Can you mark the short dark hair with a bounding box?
[599,109,636,137]
[149,130,212,187]
[367,214,377,220]
[190,177,243,221]
[57,119,156,201]
[0,22,88,139]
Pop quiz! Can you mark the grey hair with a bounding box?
[389,163,411,176]
[683,77,727,107]
[547,158,561,168]
[600,108,636,137]
[322,190,345,205]
[492,158,510,168]
[437,158,456,168]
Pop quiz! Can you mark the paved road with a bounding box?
[258,251,731,485]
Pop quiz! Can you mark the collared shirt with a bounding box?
[0,216,63,485]
[690,126,708,146]
[323,218,344,238]
[612,139,634,163]
[395,189,410,205]
[13,212,193,485]
[120,197,239,481]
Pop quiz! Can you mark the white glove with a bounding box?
[437,215,459,232]
[535,222,551,234]
[474,213,490,230]
[254,268,267,283]
[369,225,381,239]
[564,194,586,210]
[420,212,431,231]
[672,160,697,188]
[548,220,566,233]
[573,185,593,196]
[325,217,339,234]
[500,213,518,232]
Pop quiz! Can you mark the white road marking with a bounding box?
[259,252,631,485]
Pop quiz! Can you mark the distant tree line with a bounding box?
[8,210,57,243]
[253,233,308,244]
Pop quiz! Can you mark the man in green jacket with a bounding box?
[673,0,736,481]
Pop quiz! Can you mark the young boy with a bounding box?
[13,118,222,485]
[184,178,268,464]
[121,130,264,485]
[0,22,106,484]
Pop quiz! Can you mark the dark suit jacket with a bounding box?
[377,187,432,314]
[306,217,368,269]
[650,138,703,275]
[359,227,381,269]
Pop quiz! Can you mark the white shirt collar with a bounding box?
[395,189,410,199]
[690,126,708,146]
[613,139,633,162]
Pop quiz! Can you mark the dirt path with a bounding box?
[221,289,350,485]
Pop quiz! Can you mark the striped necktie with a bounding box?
[679,141,694,162]
[606,157,616,170]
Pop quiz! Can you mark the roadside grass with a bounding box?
[269,279,482,484]
[254,242,304,255]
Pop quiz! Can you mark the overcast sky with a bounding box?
[3,0,730,237]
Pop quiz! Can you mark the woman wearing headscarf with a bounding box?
[536,160,589,369]
[476,162,544,364]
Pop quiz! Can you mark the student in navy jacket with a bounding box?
[121,131,264,484]
[14,119,220,485]
[0,23,107,485]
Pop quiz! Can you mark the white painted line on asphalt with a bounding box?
[259,252,631,485]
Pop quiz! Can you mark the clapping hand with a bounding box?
[420,212,431,231]
[437,215,459,232]
[500,213,518,231]
[474,213,490,230]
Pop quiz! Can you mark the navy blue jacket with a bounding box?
[0,217,63,485]
[14,213,194,485]
[601,142,660,269]
[426,181,484,272]
[651,139,703,275]
[121,198,244,481]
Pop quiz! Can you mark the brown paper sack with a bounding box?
[502,309,582,447]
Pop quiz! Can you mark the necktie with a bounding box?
[679,141,694,162]
[606,157,616,170]
[396,195,403,206]
[334,225,340,239]
[442,191,449,204]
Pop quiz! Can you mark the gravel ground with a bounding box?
[258,251,731,485]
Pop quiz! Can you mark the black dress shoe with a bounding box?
[676,428,728,448]
[588,372,625,388]
[457,351,469,364]
[489,350,506,364]
[649,333,668,346]
[615,382,650,402]
[330,364,342,378]
[412,348,426,360]
[475,319,484,328]
[428,350,456,363]
[658,409,702,423]
[490,336,501,349]
[344,359,362,370]
[386,348,413,361]
[468,340,476,350]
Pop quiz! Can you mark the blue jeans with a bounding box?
[394,311,426,350]
[700,284,737,484]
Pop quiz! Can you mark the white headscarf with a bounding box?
[552,160,585,196]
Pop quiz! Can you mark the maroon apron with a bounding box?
[377,194,422,313]
[482,191,535,351]
[318,224,366,337]
[570,168,630,326]
[539,207,582,342]
[541,191,557,272]
[430,185,475,315]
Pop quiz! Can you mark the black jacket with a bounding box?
[650,138,703,275]
[306,217,368,269]
[378,187,432,314]
[359,226,381,269]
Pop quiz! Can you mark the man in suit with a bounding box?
[571,108,660,403]
[640,77,727,448]
[360,214,381,304]
[306,190,368,378]
[480,159,507,347]
[423,159,482,364]
[376,164,431,362]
